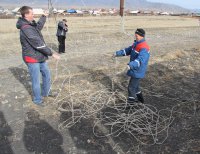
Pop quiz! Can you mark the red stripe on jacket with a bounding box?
[24,56,38,63]
[134,41,150,53]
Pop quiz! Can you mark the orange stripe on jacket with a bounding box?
[134,42,150,53]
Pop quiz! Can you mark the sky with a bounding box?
[148,0,200,9]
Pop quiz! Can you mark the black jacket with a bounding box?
[16,16,52,63]
[56,21,68,37]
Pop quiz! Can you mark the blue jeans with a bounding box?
[128,77,140,99]
[26,62,51,104]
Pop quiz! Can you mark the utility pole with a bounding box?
[120,0,125,33]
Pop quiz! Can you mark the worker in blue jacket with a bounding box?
[114,28,150,104]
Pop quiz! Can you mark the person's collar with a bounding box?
[23,17,32,24]
[136,38,145,43]
[23,18,36,26]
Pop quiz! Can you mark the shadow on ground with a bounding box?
[23,109,65,154]
[0,111,14,154]
[60,112,117,154]
[9,67,32,96]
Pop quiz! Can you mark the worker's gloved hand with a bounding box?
[127,64,130,70]
[112,53,117,58]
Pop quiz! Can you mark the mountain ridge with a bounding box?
[0,0,189,13]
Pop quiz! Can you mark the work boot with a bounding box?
[34,101,45,107]
[136,92,144,103]
[48,91,58,98]
[127,97,138,105]
[125,97,138,110]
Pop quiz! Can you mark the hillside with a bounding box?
[0,0,189,13]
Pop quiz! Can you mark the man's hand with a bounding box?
[127,64,130,70]
[52,53,60,60]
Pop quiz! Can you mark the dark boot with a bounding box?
[127,97,138,105]
[136,92,144,103]
[126,97,138,110]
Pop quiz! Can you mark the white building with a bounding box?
[32,8,44,15]
[160,12,170,15]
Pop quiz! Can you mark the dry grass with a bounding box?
[0,15,198,33]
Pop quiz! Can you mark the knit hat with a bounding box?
[135,28,145,37]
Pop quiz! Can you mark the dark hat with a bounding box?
[62,19,67,22]
[135,28,145,37]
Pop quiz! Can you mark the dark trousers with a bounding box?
[128,77,140,99]
[57,36,66,53]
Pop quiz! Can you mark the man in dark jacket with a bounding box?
[16,6,60,105]
[114,28,150,105]
[56,19,68,53]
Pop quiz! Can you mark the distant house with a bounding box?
[33,8,44,16]
[2,9,10,15]
[160,12,170,15]
[12,7,20,14]
[0,6,4,14]
[66,9,77,14]
[109,10,118,15]
[130,10,139,14]
[143,11,152,15]
[52,8,65,14]
[90,9,101,16]
[82,10,90,14]
[12,7,44,16]
[99,9,109,15]
[52,8,57,13]
[128,10,140,16]
[76,10,83,14]
[154,11,161,15]
[57,10,65,14]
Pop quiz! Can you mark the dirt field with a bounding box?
[0,16,200,154]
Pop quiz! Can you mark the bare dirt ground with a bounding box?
[0,16,200,154]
